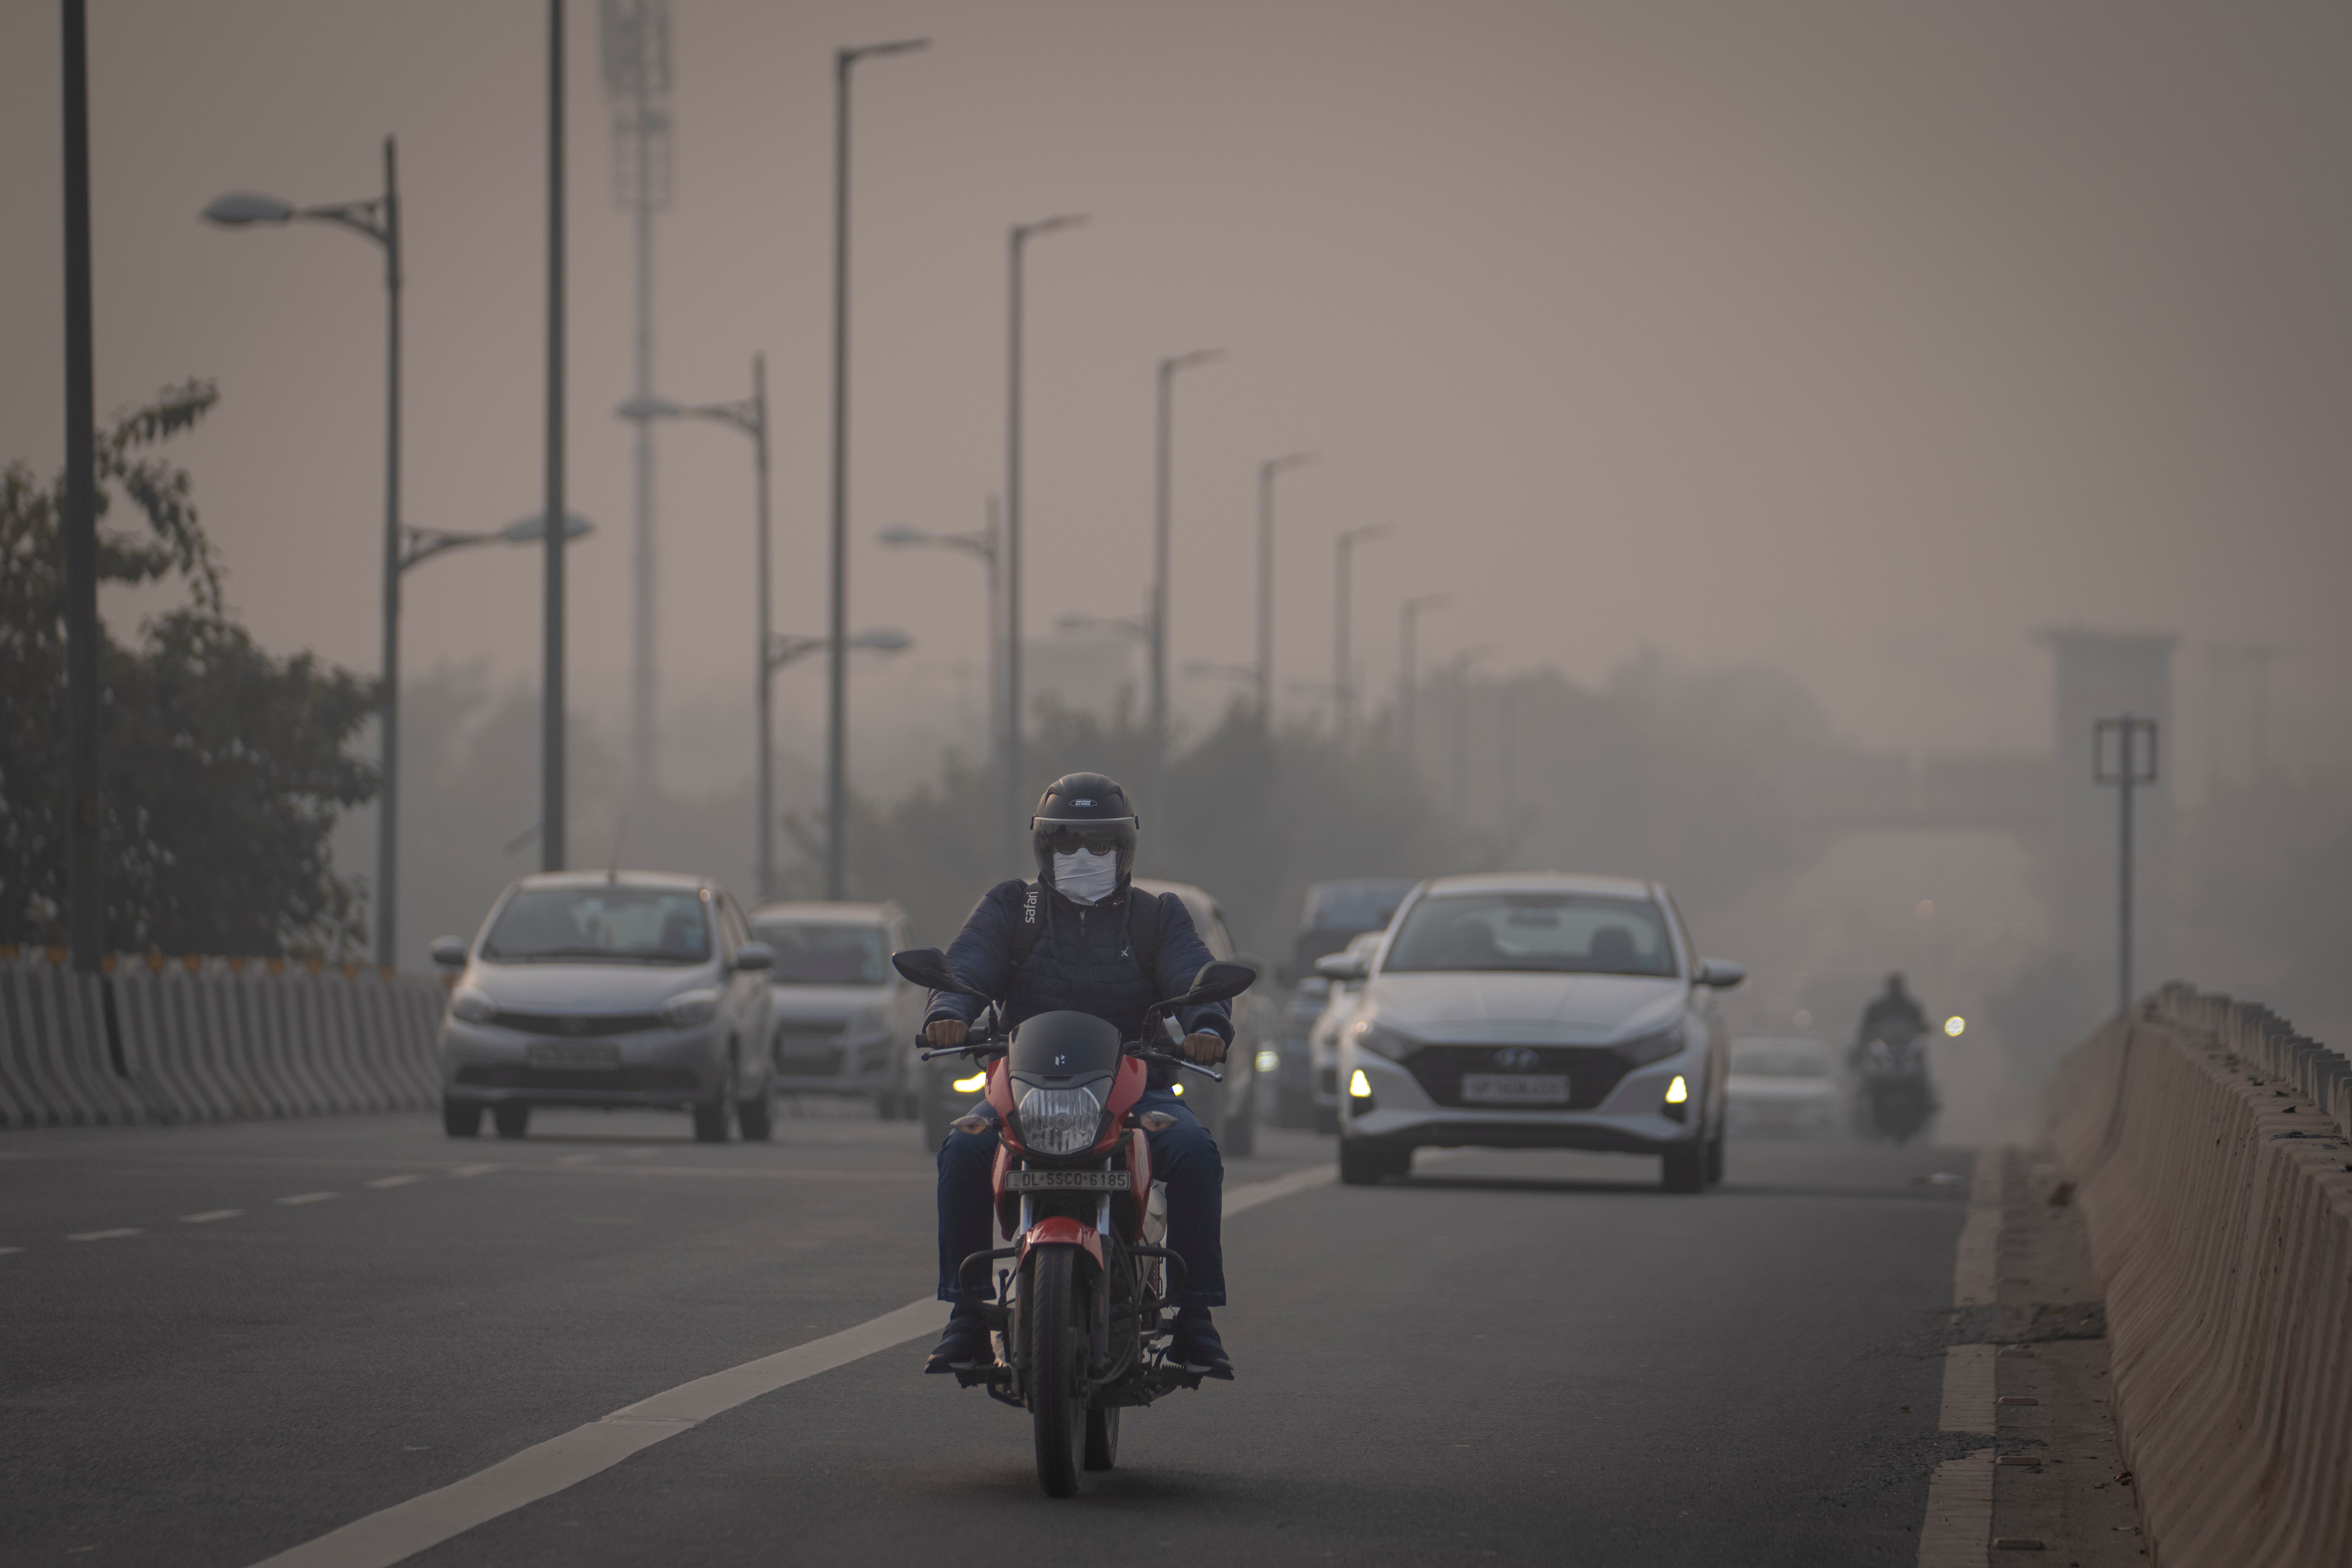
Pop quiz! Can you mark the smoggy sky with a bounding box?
[5,0,2349,774]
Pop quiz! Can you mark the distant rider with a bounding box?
[921,773,1237,1379]
[1850,971,1930,1071]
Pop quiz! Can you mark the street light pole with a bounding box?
[2094,715,2159,1017]
[543,0,569,875]
[61,0,100,972]
[1255,452,1314,722]
[1398,593,1446,762]
[1006,214,1084,849]
[1150,348,1221,786]
[1333,524,1387,745]
[878,509,999,772]
[826,36,927,902]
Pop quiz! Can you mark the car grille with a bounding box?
[492,1009,665,1037]
[455,1064,701,1092]
[1403,1046,1632,1110]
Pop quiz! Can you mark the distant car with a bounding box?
[1277,879,1417,1126]
[1307,931,1385,1134]
[1725,1036,1841,1137]
[749,900,925,1119]
[1330,872,1743,1192]
[914,877,1273,1158]
[432,871,776,1143]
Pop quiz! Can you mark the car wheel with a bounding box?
[492,1102,530,1139]
[694,1058,735,1144]
[442,1097,482,1138]
[737,1090,773,1142]
[1338,1136,1406,1186]
[1704,1126,1725,1186]
[1661,1142,1706,1193]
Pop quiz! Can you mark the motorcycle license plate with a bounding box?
[1460,1073,1568,1106]
[526,1042,621,1070]
[1003,1170,1130,1192]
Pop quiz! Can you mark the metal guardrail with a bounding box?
[0,948,445,1129]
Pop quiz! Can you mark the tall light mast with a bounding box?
[602,0,672,808]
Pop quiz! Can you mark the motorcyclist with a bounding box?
[1850,971,1930,1072]
[922,773,1236,1379]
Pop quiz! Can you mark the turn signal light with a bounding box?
[1348,1069,1373,1099]
[951,1072,987,1093]
[1664,1075,1689,1105]
[1171,1082,1184,1097]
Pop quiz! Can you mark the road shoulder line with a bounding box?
[1918,1145,2004,1567]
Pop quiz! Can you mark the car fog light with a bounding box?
[1255,1049,1280,1073]
[1665,1074,1689,1105]
[951,1072,987,1093]
[1348,1069,1372,1098]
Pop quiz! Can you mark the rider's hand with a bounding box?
[924,1018,969,1050]
[1181,1031,1228,1065]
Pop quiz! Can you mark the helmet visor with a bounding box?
[1034,817,1137,858]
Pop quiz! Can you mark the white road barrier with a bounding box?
[0,949,447,1129]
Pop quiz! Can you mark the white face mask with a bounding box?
[1051,848,1120,905]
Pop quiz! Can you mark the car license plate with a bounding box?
[527,1042,621,1070]
[1003,1170,1129,1192]
[1460,1073,1568,1106]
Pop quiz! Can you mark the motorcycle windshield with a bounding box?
[1007,1009,1124,1087]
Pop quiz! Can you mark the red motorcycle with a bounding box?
[891,947,1257,1497]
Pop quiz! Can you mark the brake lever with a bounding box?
[1133,1047,1224,1084]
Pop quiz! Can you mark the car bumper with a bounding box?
[1335,1044,1703,1153]
[439,1021,727,1108]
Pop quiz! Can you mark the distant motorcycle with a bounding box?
[1853,1020,1937,1144]
[893,945,1257,1498]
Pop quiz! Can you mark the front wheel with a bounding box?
[1704,1126,1725,1186]
[1662,1141,1706,1193]
[1025,1246,1087,1498]
[492,1102,530,1139]
[442,1097,482,1138]
[1339,1136,1409,1186]
[737,1091,773,1142]
[1084,1405,1120,1472]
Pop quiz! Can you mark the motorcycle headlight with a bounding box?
[450,987,497,1025]
[1352,1020,1422,1061]
[659,988,722,1029]
[1618,1027,1684,1066]
[1016,1084,1106,1157]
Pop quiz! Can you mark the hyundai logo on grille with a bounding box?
[1493,1046,1541,1071]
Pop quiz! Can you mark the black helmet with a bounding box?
[1031,772,1140,883]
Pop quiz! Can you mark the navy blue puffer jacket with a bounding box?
[923,879,1233,1089]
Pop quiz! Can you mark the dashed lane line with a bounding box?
[181,1210,243,1224]
[275,1192,340,1207]
[0,1246,24,1255]
[449,1164,499,1178]
[366,1174,425,1189]
[67,1228,142,1242]
[241,1163,1338,1568]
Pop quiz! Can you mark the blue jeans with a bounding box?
[936,1086,1225,1309]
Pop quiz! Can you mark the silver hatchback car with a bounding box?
[431,871,776,1143]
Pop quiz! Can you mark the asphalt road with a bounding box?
[3,1104,1974,1566]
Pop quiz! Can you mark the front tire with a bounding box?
[442,1097,482,1138]
[492,1102,530,1139]
[1339,1136,1408,1186]
[1662,1141,1706,1193]
[1704,1126,1725,1186]
[737,1090,773,1142]
[1025,1247,1087,1498]
[1083,1405,1120,1472]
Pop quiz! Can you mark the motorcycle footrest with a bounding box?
[953,1362,1012,1391]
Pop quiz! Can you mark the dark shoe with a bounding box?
[1167,1314,1234,1380]
[925,1312,989,1374]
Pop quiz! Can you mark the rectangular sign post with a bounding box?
[2093,714,2159,1017]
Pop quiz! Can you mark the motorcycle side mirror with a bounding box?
[891,947,975,995]
[1179,959,1257,1006]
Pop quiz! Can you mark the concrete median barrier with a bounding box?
[2045,982,2352,1568]
[0,949,446,1130]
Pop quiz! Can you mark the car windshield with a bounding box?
[1384,892,1677,977]
[1733,1043,1831,1078]
[481,886,711,964]
[752,922,888,985]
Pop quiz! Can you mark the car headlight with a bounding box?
[1016,1084,1105,1157]
[1619,1027,1685,1066]
[450,987,497,1025]
[1352,1019,1422,1061]
[659,988,722,1029]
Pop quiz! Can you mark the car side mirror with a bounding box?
[1181,959,1258,1005]
[1698,959,1746,990]
[893,946,977,995]
[1315,951,1370,982]
[732,941,774,973]
[428,935,468,969]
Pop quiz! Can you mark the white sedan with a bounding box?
[1325,872,1743,1192]
[1725,1036,1843,1137]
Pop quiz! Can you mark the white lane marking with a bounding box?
[0,1246,24,1255]
[275,1192,339,1207]
[1916,1146,2006,1566]
[180,1210,243,1224]
[366,1175,424,1190]
[556,1154,596,1165]
[67,1228,141,1241]
[449,1164,499,1178]
[245,1160,1336,1568]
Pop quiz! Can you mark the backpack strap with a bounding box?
[1003,881,1164,991]
[1006,881,1046,970]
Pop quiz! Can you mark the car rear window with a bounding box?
[1384,892,1676,978]
[482,887,711,964]
[753,922,888,985]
